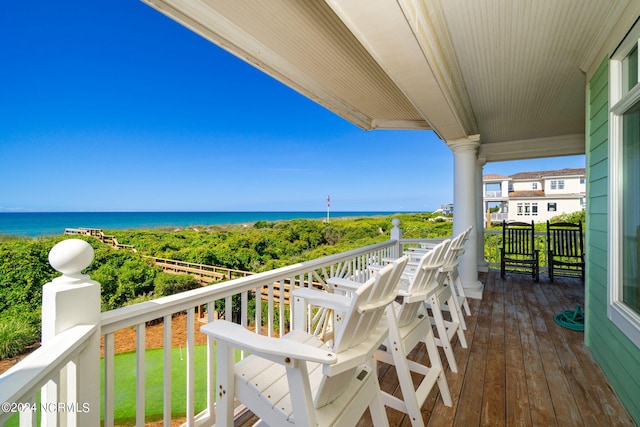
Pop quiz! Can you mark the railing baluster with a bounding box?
[279,279,285,335]
[103,332,115,427]
[254,288,262,341]
[186,308,195,427]
[136,323,145,427]
[163,315,172,427]
[206,300,216,415]
[19,395,36,426]
[267,284,274,337]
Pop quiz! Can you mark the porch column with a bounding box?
[477,157,489,272]
[449,136,484,299]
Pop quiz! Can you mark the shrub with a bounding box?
[154,274,200,296]
[0,317,38,360]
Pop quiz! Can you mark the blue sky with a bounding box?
[0,1,585,213]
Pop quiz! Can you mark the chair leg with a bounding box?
[215,342,236,427]
[428,297,459,373]
[448,293,467,348]
[450,270,471,316]
[422,330,452,407]
[368,377,390,427]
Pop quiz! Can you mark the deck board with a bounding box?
[358,272,635,427]
[237,272,636,426]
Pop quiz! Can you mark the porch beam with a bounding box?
[478,133,585,163]
[449,135,484,299]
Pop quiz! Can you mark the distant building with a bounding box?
[437,203,454,215]
[483,168,585,224]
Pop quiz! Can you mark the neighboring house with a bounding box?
[483,168,586,223]
[436,203,454,215]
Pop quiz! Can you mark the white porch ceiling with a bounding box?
[143,0,629,162]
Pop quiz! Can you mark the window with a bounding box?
[548,202,557,212]
[550,180,565,190]
[516,202,537,216]
[580,177,586,185]
[609,21,640,347]
[532,182,538,190]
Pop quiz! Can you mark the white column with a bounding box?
[476,157,489,272]
[449,136,484,299]
[42,239,101,426]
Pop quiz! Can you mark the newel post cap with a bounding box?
[49,239,94,281]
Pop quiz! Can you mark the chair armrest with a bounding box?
[326,277,361,292]
[201,320,337,365]
[292,287,351,311]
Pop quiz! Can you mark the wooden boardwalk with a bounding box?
[356,271,635,427]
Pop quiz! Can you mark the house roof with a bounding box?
[509,168,586,181]
[508,190,546,198]
[143,0,632,161]
[483,174,510,181]
[508,191,585,199]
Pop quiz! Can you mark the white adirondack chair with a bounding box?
[426,240,468,373]
[442,227,472,317]
[201,255,409,427]
[329,241,453,427]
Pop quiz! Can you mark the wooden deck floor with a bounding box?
[357,271,635,427]
[236,271,635,426]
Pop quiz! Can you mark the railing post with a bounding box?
[42,239,101,426]
[390,218,402,258]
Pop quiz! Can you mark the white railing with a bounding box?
[484,190,504,198]
[101,239,396,426]
[0,325,97,426]
[1,224,403,426]
[489,212,509,221]
[0,239,101,426]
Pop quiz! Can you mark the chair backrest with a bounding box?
[502,221,536,256]
[332,255,409,353]
[314,255,408,409]
[443,226,472,269]
[547,221,584,257]
[397,239,449,328]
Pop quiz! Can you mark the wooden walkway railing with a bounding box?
[64,228,294,302]
[64,227,136,251]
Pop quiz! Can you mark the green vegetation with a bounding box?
[0,213,450,360]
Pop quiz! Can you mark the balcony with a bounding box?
[0,222,633,426]
[484,191,504,199]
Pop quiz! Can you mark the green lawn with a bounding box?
[102,345,212,425]
[5,344,238,427]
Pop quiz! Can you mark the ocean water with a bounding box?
[0,211,401,237]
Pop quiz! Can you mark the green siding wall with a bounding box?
[587,58,640,423]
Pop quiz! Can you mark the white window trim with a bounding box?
[608,25,640,348]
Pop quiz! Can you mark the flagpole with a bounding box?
[327,195,330,223]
